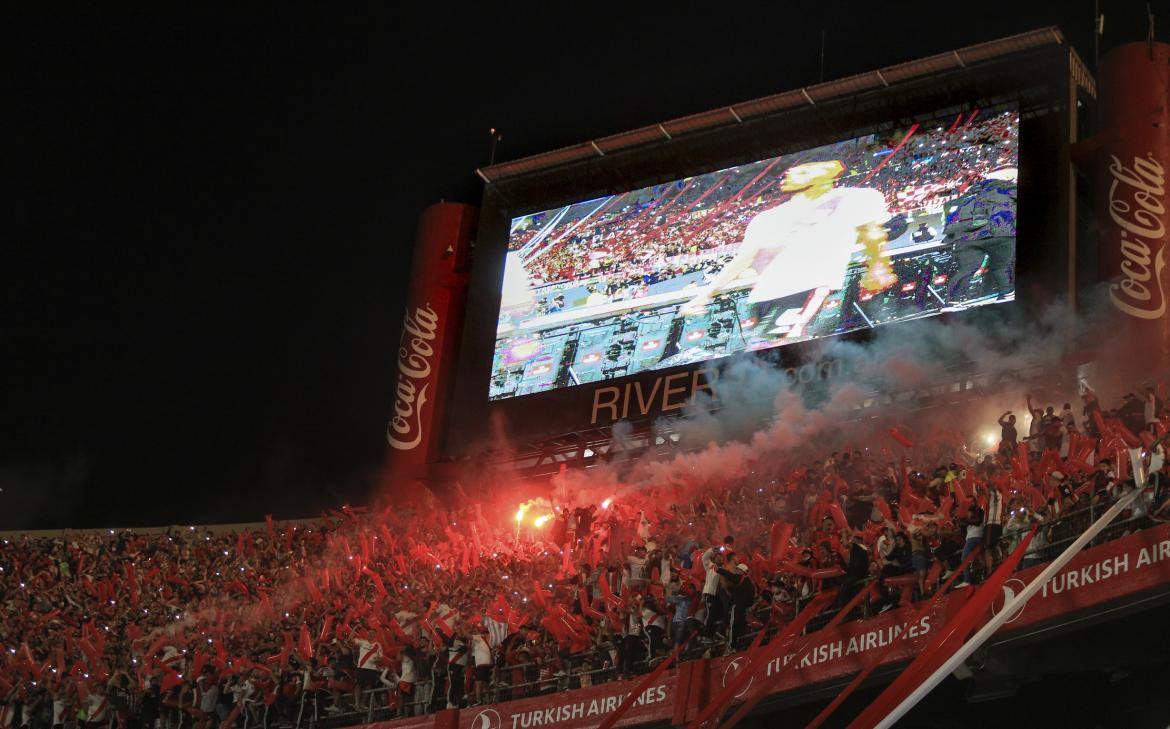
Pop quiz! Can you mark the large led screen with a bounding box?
[491,106,1019,400]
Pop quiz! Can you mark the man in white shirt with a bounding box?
[470,629,493,707]
[681,159,895,339]
[85,684,109,729]
[445,630,469,709]
[353,631,384,711]
[699,545,724,638]
[381,648,416,717]
[626,545,650,589]
[983,487,1004,578]
[641,597,668,657]
[194,666,219,729]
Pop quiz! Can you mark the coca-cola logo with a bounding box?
[1106,153,1167,320]
[386,303,439,451]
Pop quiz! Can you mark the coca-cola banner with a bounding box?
[385,203,477,494]
[1097,42,1170,363]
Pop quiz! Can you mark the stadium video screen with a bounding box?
[491,106,1019,400]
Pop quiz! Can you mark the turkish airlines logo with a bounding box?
[386,303,439,451]
[720,656,753,699]
[989,578,1027,625]
[1106,153,1167,321]
[470,709,500,729]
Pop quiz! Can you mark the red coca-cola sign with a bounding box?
[383,203,477,495]
[1097,41,1170,360]
[1105,154,1167,319]
[387,303,441,451]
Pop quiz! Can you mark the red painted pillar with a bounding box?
[1097,41,1170,367]
[384,202,477,500]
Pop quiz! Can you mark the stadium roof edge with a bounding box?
[476,26,1070,185]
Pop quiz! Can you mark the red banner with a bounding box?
[384,202,477,498]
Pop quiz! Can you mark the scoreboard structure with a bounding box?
[383,27,1154,496]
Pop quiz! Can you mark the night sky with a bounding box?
[4,3,1158,530]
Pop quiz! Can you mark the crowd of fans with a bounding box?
[1,381,1165,729]
[506,110,1018,303]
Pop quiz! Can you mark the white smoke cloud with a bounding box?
[545,286,1155,504]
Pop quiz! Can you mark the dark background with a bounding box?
[3,3,1159,529]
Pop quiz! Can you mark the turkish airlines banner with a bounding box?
[992,522,1170,631]
[707,594,959,712]
[1097,42,1170,364]
[457,673,678,729]
[385,203,477,496]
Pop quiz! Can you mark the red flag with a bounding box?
[265,514,274,541]
[388,619,410,645]
[489,593,511,622]
[938,495,953,519]
[191,651,209,678]
[317,616,334,646]
[888,427,915,449]
[579,588,604,622]
[298,624,313,661]
[777,560,815,578]
[1112,420,1142,447]
[769,522,794,560]
[361,567,387,598]
[1012,445,1030,478]
[78,638,100,665]
[55,646,66,681]
[827,502,849,531]
[531,580,550,608]
[596,571,622,610]
[304,576,323,603]
[953,481,972,512]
